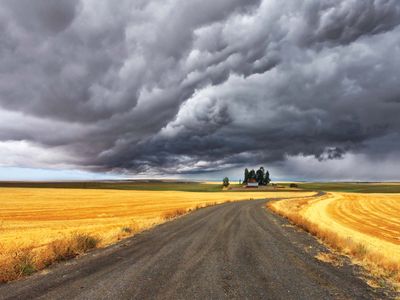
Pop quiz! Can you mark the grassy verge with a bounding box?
[0,233,100,282]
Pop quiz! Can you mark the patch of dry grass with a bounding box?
[0,232,99,282]
[162,208,187,220]
[267,193,400,289]
[315,252,343,267]
[0,249,35,282]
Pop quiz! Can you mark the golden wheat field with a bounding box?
[0,187,313,281]
[268,192,400,285]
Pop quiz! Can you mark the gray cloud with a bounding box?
[0,0,399,179]
[3,0,80,35]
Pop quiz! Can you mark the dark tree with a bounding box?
[243,167,271,185]
[248,169,256,180]
[223,177,230,187]
[264,171,271,185]
[243,168,249,184]
[256,167,265,185]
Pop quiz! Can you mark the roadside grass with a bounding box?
[268,201,400,289]
[163,208,188,220]
[0,233,100,283]
[0,248,36,282]
[121,226,134,234]
[116,221,140,241]
[315,252,343,267]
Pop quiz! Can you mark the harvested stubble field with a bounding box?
[268,192,400,288]
[0,187,312,282]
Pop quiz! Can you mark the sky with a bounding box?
[0,0,400,181]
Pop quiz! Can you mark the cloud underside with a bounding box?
[0,0,400,179]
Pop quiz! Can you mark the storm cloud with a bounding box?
[0,0,399,179]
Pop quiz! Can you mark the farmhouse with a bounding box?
[246,178,259,188]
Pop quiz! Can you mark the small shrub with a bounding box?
[49,239,77,262]
[49,233,99,262]
[289,183,298,188]
[73,233,99,253]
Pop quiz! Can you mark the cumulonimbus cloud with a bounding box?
[0,0,399,178]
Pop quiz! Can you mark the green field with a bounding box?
[0,181,223,192]
[0,181,399,193]
[0,181,295,192]
[288,182,400,193]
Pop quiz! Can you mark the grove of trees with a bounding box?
[243,167,270,185]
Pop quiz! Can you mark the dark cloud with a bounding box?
[0,0,399,179]
[3,0,80,34]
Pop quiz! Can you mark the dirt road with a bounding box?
[0,199,389,299]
